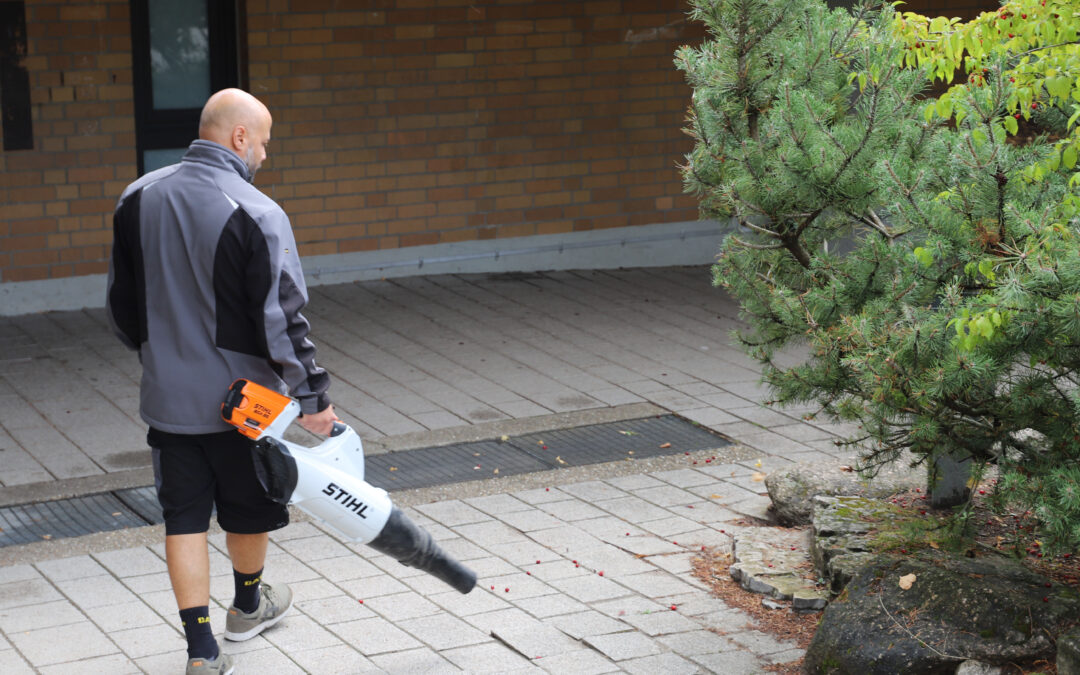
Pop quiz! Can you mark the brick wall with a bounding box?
[1,0,134,283]
[0,0,1002,287]
[243,0,705,258]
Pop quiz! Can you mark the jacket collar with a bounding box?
[182,140,253,183]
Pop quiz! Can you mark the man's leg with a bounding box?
[226,531,268,573]
[165,532,222,666]
[226,532,268,612]
[166,532,211,608]
[223,530,293,641]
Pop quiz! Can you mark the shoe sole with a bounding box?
[223,595,293,642]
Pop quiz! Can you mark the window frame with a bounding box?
[129,0,247,174]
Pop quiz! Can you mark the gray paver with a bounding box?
[583,631,663,660]
[691,649,768,674]
[330,616,422,655]
[35,555,107,582]
[535,649,621,674]
[621,652,702,674]
[369,647,463,674]
[7,621,119,666]
[397,612,491,650]
[288,644,384,674]
[441,641,537,673]
[0,578,64,610]
[490,618,583,660]
[537,498,609,521]
[363,590,442,622]
[92,548,166,577]
[38,653,139,675]
[0,599,84,633]
[547,610,634,640]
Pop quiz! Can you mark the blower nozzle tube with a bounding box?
[368,507,477,594]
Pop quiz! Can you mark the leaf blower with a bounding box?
[221,379,476,594]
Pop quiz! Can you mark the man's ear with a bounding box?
[231,124,247,152]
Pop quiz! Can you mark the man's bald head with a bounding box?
[199,88,272,177]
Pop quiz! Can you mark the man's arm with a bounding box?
[106,190,146,350]
[253,207,334,429]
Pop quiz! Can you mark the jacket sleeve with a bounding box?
[255,207,331,415]
[106,189,146,352]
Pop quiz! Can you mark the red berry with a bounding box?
[670,605,678,611]
[358,599,364,604]
[598,571,604,577]
[526,571,531,576]
[1014,113,1021,119]
[1032,103,1038,109]
[505,587,510,592]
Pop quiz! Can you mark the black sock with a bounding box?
[233,567,262,613]
[179,606,218,660]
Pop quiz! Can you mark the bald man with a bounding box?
[107,89,337,675]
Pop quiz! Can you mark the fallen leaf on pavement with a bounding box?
[555,456,566,465]
[751,472,767,482]
[500,435,509,442]
[618,430,638,436]
[899,573,917,590]
[659,442,672,449]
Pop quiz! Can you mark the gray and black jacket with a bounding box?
[107,140,330,434]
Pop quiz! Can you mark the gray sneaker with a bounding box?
[186,651,234,675]
[224,582,293,641]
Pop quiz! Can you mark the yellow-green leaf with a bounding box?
[1064,144,1078,170]
[936,96,953,119]
[1003,115,1018,136]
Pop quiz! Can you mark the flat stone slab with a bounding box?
[765,456,923,525]
[729,526,828,611]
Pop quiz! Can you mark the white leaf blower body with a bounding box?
[221,379,476,594]
[222,379,393,543]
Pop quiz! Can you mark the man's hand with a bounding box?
[298,405,339,435]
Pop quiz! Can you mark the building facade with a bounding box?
[0,0,998,313]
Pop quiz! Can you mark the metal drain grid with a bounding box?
[0,493,148,547]
[366,439,552,491]
[114,486,165,525]
[0,415,729,548]
[511,415,727,468]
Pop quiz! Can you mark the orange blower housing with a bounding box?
[221,379,299,440]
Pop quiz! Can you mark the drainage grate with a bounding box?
[0,493,149,546]
[363,414,727,490]
[0,414,727,548]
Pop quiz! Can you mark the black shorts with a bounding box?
[148,427,289,536]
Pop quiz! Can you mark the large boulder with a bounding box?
[765,459,924,525]
[804,553,1080,674]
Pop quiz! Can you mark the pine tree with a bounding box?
[678,0,1080,552]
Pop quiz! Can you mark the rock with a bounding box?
[1060,628,1080,675]
[804,553,1080,675]
[810,495,896,592]
[762,598,785,610]
[728,526,829,611]
[955,661,1007,675]
[765,459,924,525]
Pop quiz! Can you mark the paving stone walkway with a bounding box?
[0,267,859,673]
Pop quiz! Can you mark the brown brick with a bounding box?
[401,232,439,247]
[3,267,50,282]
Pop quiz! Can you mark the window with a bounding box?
[129,0,245,174]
